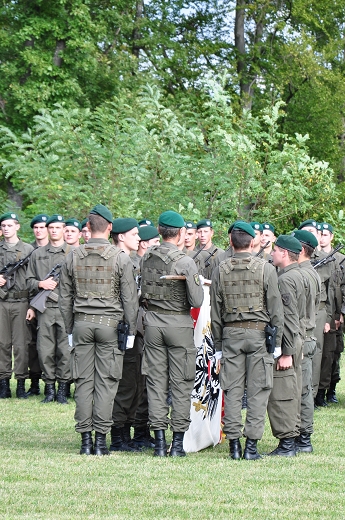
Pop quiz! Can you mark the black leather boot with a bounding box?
[109,426,141,452]
[268,438,296,457]
[0,378,11,399]
[16,379,28,399]
[153,430,167,457]
[66,381,72,398]
[243,438,262,460]
[315,389,328,407]
[170,432,186,457]
[130,427,155,449]
[56,382,68,404]
[41,383,56,403]
[80,432,93,455]
[326,383,338,404]
[94,432,109,456]
[229,439,242,460]
[295,433,313,453]
[27,378,40,396]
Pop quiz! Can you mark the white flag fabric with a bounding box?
[184,283,223,453]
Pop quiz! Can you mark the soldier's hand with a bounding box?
[38,277,57,290]
[0,275,6,287]
[335,320,341,330]
[324,323,331,333]
[26,308,35,321]
[276,354,292,371]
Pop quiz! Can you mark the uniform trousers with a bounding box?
[0,300,30,380]
[300,338,316,435]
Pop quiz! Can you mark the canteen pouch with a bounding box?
[117,321,129,352]
[265,323,277,354]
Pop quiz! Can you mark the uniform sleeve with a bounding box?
[264,263,284,349]
[210,267,223,352]
[182,257,204,308]
[26,249,40,296]
[58,252,75,334]
[276,275,300,356]
[118,254,139,336]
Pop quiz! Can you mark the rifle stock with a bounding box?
[30,264,61,313]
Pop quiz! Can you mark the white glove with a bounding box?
[126,336,135,349]
[199,275,205,286]
[68,334,73,348]
[214,351,223,361]
[273,346,282,359]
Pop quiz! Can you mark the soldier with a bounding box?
[59,205,138,456]
[141,210,204,457]
[138,219,154,227]
[0,212,34,399]
[31,214,49,248]
[250,222,263,254]
[184,221,198,252]
[196,219,224,279]
[81,218,91,244]
[268,235,306,457]
[260,223,276,255]
[64,218,82,247]
[26,214,71,404]
[211,221,283,460]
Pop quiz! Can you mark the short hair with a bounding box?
[231,230,252,250]
[89,214,108,233]
[302,244,314,259]
[287,250,300,262]
[158,225,180,241]
[111,232,120,246]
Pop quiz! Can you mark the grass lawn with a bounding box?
[1,374,345,520]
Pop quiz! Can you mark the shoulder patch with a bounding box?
[194,273,200,286]
[281,293,291,306]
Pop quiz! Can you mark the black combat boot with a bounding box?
[80,432,93,455]
[153,430,167,457]
[268,438,296,457]
[130,427,155,449]
[295,433,313,453]
[56,382,68,404]
[16,379,28,399]
[65,381,72,398]
[170,432,186,457]
[229,439,242,460]
[94,432,109,456]
[243,438,262,460]
[109,425,141,452]
[27,378,40,396]
[314,389,328,407]
[326,383,338,404]
[0,378,11,399]
[41,383,56,403]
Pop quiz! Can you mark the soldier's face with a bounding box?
[185,229,197,248]
[260,230,275,247]
[33,223,48,240]
[271,245,285,267]
[81,226,91,243]
[1,219,20,240]
[253,230,262,247]
[64,226,82,246]
[48,223,65,241]
[197,227,213,247]
[320,231,333,249]
[123,227,140,252]
[147,237,160,246]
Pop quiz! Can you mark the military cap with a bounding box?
[292,230,318,249]
[317,223,322,231]
[185,221,197,229]
[46,214,65,226]
[89,204,113,223]
[112,218,139,234]
[275,235,302,254]
[298,219,318,230]
[81,218,89,229]
[158,210,185,229]
[0,212,19,224]
[65,218,82,231]
[196,219,212,229]
[30,214,49,228]
[139,225,159,241]
[250,221,263,232]
[321,222,334,234]
[262,222,275,233]
[227,220,246,234]
[138,219,154,227]
[231,221,256,238]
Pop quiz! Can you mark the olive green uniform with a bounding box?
[59,238,138,434]
[267,263,306,439]
[141,242,204,433]
[211,253,283,440]
[0,240,33,380]
[27,241,41,380]
[195,245,225,279]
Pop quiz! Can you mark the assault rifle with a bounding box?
[313,244,344,269]
[30,264,61,313]
[0,249,35,299]
[204,247,218,268]
[192,244,206,260]
[255,241,271,258]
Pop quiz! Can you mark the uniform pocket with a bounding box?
[261,356,274,390]
[183,348,196,381]
[270,366,296,401]
[303,339,316,358]
[109,349,124,381]
[219,357,230,392]
[141,346,149,376]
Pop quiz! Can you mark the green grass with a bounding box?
[1,375,345,520]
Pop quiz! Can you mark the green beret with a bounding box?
[46,214,65,226]
[185,221,197,230]
[196,219,212,229]
[292,230,318,249]
[227,220,246,234]
[89,204,113,223]
[158,211,185,229]
[139,225,159,241]
[232,221,256,238]
[250,221,263,232]
[321,222,334,233]
[81,218,89,229]
[298,219,318,230]
[65,218,82,231]
[275,235,302,254]
[30,214,49,228]
[0,212,20,224]
[262,222,275,233]
[138,219,154,227]
[112,218,139,234]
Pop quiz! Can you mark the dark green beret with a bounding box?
[321,222,334,233]
[298,219,318,230]
[250,221,263,232]
[138,219,154,227]
[30,214,49,228]
[262,222,275,233]
[158,211,185,229]
[185,221,197,230]
[0,212,20,224]
[227,220,246,234]
[89,204,113,223]
[231,221,256,238]
[196,219,212,229]
[275,235,302,254]
[292,230,318,249]
[46,214,65,226]
[112,218,139,234]
[317,223,322,231]
[81,218,89,229]
[65,218,82,231]
[139,225,159,241]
